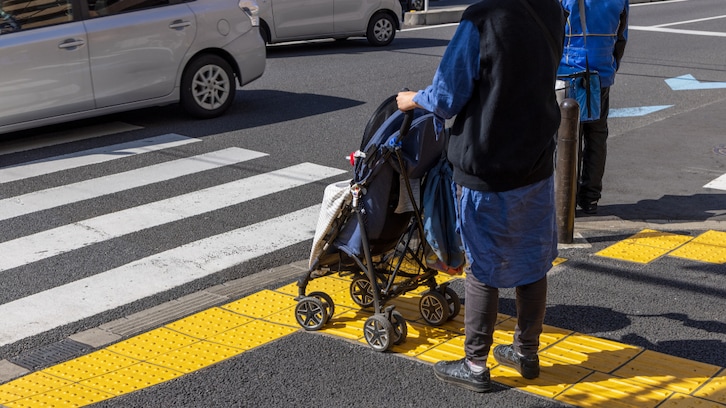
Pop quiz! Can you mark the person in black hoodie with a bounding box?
[397,0,564,393]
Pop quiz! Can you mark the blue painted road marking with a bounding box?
[609,105,673,118]
[666,74,726,90]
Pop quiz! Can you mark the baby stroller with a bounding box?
[294,95,463,352]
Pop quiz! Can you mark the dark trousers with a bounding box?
[578,86,611,203]
[464,274,548,362]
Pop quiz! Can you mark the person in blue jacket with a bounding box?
[397,0,564,393]
[560,0,629,214]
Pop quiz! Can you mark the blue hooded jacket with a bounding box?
[559,0,629,88]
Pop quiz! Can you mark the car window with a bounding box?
[89,0,172,17]
[0,0,74,34]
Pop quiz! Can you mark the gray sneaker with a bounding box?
[493,344,540,379]
[433,358,492,393]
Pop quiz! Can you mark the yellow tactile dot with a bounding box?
[389,321,459,357]
[624,229,693,250]
[491,355,593,399]
[389,294,425,322]
[4,383,114,408]
[78,362,183,395]
[555,371,673,407]
[612,350,722,394]
[221,290,297,318]
[693,371,726,404]
[42,349,139,383]
[553,257,568,266]
[106,327,198,361]
[145,340,242,373]
[205,319,297,350]
[0,372,73,403]
[669,242,726,264]
[540,333,642,373]
[165,307,253,340]
[596,241,671,263]
[658,392,726,408]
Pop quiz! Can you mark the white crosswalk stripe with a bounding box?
[0,129,347,347]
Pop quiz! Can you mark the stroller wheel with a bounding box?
[389,310,408,345]
[363,315,394,352]
[350,276,375,308]
[308,291,335,324]
[419,290,450,326]
[443,286,461,321]
[295,297,328,331]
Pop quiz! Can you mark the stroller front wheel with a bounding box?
[295,297,328,331]
[364,315,395,352]
[308,291,335,324]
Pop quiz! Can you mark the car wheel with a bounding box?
[366,13,396,46]
[180,54,235,119]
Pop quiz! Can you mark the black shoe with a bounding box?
[578,200,598,214]
[493,344,540,379]
[433,358,492,393]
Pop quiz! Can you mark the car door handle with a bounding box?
[169,20,192,30]
[58,38,86,50]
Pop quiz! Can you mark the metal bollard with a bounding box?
[555,98,580,244]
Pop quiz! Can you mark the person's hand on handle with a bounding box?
[397,91,421,112]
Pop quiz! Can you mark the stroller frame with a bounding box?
[294,105,461,352]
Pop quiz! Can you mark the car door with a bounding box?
[271,0,333,40]
[332,0,371,34]
[82,0,195,108]
[0,0,94,128]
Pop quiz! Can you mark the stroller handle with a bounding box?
[396,110,415,143]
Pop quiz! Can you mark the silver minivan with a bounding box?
[257,0,402,46]
[0,0,266,134]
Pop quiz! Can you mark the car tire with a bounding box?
[366,13,396,46]
[180,54,236,119]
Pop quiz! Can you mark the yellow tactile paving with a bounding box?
[164,307,254,339]
[660,392,726,407]
[4,383,114,408]
[220,289,298,318]
[612,350,722,394]
[555,371,674,407]
[145,341,244,374]
[669,230,726,264]
[0,372,74,402]
[540,333,643,373]
[204,319,297,350]
[389,322,458,356]
[43,350,139,382]
[2,229,726,407]
[106,327,198,361]
[77,362,184,395]
[694,371,726,404]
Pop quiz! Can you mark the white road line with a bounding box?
[0,134,199,184]
[653,14,726,28]
[0,122,143,156]
[0,163,345,272]
[0,148,267,222]
[0,205,320,346]
[705,174,726,191]
[629,26,726,38]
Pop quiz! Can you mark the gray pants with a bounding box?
[464,274,548,363]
